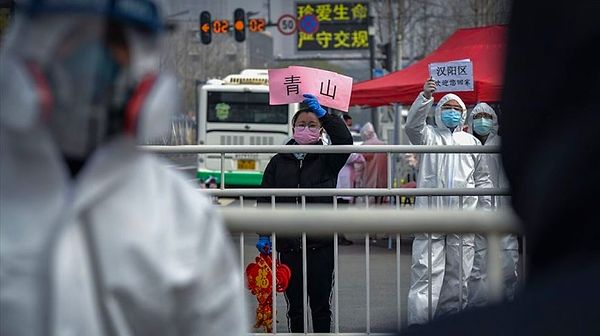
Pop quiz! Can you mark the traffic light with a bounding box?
[380,43,393,72]
[233,8,245,42]
[199,11,211,45]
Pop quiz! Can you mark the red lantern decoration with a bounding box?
[245,253,291,332]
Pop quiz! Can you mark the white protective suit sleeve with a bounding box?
[405,92,435,145]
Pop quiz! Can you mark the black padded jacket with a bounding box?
[258,113,353,252]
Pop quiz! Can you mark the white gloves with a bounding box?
[423,78,437,99]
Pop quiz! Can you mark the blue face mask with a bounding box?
[473,118,493,136]
[440,109,462,128]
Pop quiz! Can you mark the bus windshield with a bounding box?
[207,91,288,124]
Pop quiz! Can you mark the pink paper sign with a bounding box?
[268,66,353,112]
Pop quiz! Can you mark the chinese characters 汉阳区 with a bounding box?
[436,65,468,77]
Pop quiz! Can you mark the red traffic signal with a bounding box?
[233,8,245,42]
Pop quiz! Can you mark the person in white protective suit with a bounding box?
[405,78,493,325]
[0,1,247,335]
[466,102,520,307]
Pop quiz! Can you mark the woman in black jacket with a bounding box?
[256,94,352,333]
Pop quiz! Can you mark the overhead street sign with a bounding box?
[296,2,369,51]
[277,14,297,35]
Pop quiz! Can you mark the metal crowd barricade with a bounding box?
[220,207,520,336]
[144,144,518,335]
[144,144,501,190]
[206,188,511,333]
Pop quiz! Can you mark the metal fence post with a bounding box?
[458,196,464,312]
[427,196,433,322]
[366,232,371,334]
[271,232,277,334]
[302,232,308,333]
[220,152,225,189]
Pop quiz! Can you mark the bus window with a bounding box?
[207,92,288,124]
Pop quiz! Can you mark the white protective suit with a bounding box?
[405,92,493,325]
[0,7,247,336]
[466,103,520,306]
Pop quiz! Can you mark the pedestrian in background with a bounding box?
[359,122,389,205]
[256,93,352,333]
[0,1,247,335]
[336,113,364,245]
[405,78,493,325]
[342,113,353,128]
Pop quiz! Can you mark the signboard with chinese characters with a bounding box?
[296,2,369,51]
[428,60,474,93]
[268,66,353,112]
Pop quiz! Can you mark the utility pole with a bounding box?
[390,0,408,189]
[368,14,379,133]
[395,0,406,149]
[369,17,376,79]
[396,0,405,71]
[387,0,394,71]
[267,0,272,24]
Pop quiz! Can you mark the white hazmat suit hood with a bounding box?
[0,11,179,158]
[466,102,498,136]
[433,93,467,131]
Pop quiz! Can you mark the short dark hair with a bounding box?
[292,108,318,125]
[342,114,352,121]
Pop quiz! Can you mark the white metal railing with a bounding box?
[204,188,509,218]
[221,208,520,335]
[144,144,501,154]
[203,187,508,199]
[146,145,515,334]
[145,144,501,190]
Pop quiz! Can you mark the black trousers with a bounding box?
[280,245,334,332]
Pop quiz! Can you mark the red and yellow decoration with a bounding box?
[245,253,291,332]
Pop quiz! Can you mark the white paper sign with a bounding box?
[428,60,474,92]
